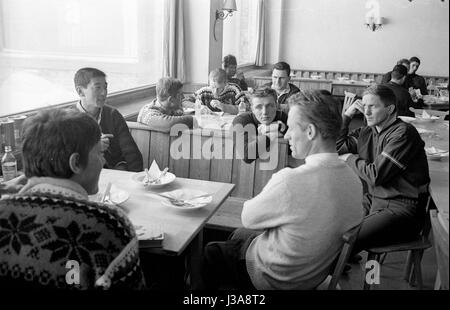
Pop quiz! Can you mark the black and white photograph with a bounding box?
[0,0,448,301]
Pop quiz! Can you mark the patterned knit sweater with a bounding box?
[137,99,194,132]
[0,177,145,289]
[195,84,249,113]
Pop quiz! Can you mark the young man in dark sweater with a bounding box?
[232,87,288,164]
[73,67,143,172]
[337,84,430,255]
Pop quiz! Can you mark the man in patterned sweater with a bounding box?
[194,68,248,115]
[137,77,194,132]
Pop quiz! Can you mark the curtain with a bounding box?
[254,0,265,66]
[162,0,186,82]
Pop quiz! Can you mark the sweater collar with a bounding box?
[19,177,89,201]
[304,153,339,165]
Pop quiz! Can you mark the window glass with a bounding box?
[0,0,163,117]
[222,0,258,65]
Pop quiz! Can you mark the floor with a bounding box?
[338,245,437,290]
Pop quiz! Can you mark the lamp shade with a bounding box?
[223,0,237,11]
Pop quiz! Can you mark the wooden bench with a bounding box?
[127,121,303,231]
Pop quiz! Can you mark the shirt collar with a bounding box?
[77,101,102,124]
[304,153,339,165]
[19,177,89,201]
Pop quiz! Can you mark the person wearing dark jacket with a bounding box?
[381,58,411,87]
[73,67,143,172]
[232,87,288,164]
[408,56,428,96]
[264,62,300,113]
[383,65,418,116]
[337,84,430,255]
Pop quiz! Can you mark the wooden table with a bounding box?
[98,168,234,255]
[413,120,449,232]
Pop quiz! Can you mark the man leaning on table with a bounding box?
[137,77,195,132]
[336,84,430,256]
[202,91,363,290]
[73,67,143,172]
[232,87,288,164]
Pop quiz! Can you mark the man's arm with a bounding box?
[241,172,291,230]
[138,108,194,132]
[336,103,363,155]
[344,126,423,187]
[113,110,144,172]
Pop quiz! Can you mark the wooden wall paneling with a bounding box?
[129,125,151,169]
[148,131,171,170]
[231,133,256,198]
[169,133,191,178]
[189,130,211,180]
[210,133,234,183]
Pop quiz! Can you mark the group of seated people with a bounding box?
[0,54,433,289]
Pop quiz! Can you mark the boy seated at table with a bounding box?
[0,108,145,289]
[223,54,248,91]
[232,87,288,164]
[190,68,249,115]
[137,77,195,132]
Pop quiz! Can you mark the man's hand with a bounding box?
[210,100,224,111]
[344,99,364,118]
[0,174,27,195]
[339,153,353,161]
[258,123,280,142]
[101,134,114,152]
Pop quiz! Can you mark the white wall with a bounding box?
[266,0,449,76]
[184,0,223,84]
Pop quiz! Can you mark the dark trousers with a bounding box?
[352,194,425,255]
[202,228,261,290]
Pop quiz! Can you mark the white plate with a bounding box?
[362,79,374,83]
[414,116,440,123]
[132,171,176,188]
[89,184,129,205]
[425,147,449,161]
[398,116,415,123]
[337,77,349,81]
[310,75,321,79]
[159,189,212,210]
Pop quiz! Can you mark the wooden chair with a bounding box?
[430,209,449,290]
[363,193,433,290]
[317,223,362,290]
[342,91,356,116]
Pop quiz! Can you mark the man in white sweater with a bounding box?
[203,91,364,290]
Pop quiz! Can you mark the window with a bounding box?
[222,0,258,65]
[0,0,164,117]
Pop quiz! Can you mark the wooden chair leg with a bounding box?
[410,251,424,289]
[379,253,387,265]
[403,251,413,281]
[434,270,441,290]
[364,252,378,290]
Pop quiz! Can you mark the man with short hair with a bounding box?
[203,91,363,290]
[232,87,288,163]
[223,54,248,91]
[195,68,248,115]
[337,84,430,255]
[383,65,417,116]
[408,56,428,96]
[73,67,143,172]
[265,62,300,113]
[381,58,411,86]
[137,77,194,132]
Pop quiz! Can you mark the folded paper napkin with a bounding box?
[162,189,212,205]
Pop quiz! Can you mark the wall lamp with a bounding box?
[365,16,383,31]
[213,0,237,41]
